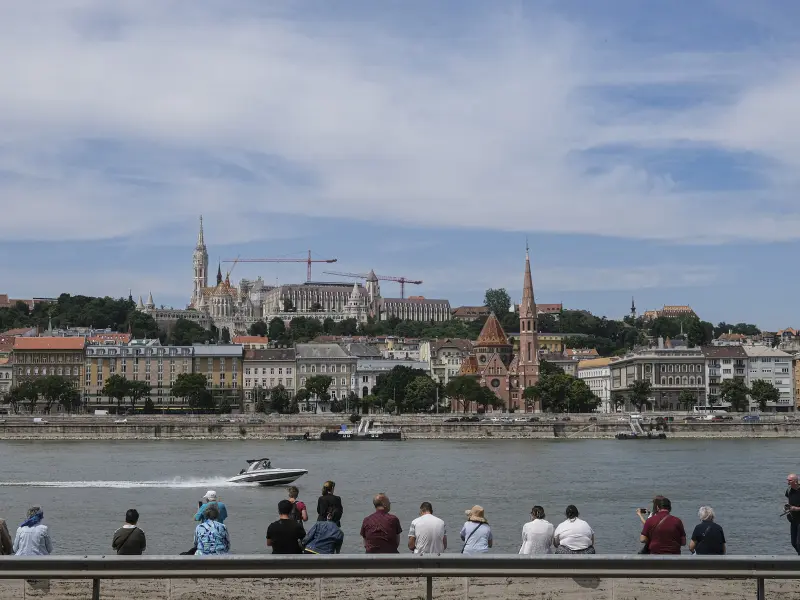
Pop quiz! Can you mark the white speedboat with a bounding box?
[227,458,307,486]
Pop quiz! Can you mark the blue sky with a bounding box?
[1,0,799,329]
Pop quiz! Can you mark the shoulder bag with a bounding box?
[461,522,484,554]
[639,513,670,555]
[114,527,138,554]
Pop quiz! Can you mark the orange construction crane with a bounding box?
[223,251,337,282]
[323,270,422,299]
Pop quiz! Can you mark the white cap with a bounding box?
[204,490,218,502]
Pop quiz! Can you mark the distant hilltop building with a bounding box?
[137,216,450,336]
[642,305,697,321]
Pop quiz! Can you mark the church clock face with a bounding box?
[490,378,500,388]
[479,355,487,363]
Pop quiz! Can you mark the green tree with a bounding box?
[38,375,74,414]
[476,387,503,412]
[128,380,152,412]
[268,318,286,340]
[59,387,82,413]
[248,320,268,337]
[3,386,24,414]
[269,384,292,414]
[294,388,311,412]
[361,394,377,414]
[444,377,483,412]
[719,378,750,412]
[220,328,231,343]
[373,366,429,411]
[169,318,214,345]
[404,376,438,412]
[678,389,698,411]
[687,318,713,347]
[627,379,652,411]
[345,391,360,413]
[484,288,512,318]
[102,374,131,413]
[750,379,780,412]
[17,381,40,413]
[143,398,156,414]
[172,373,211,409]
[569,379,601,413]
[252,385,267,412]
[304,375,333,405]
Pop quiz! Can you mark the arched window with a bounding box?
[689,377,695,385]
[301,365,306,373]
[669,365,674,373]
[661,377,666,385]
[668,377,673,385]
[311,365,316,373]
[682,376,688,385]
[698,377,703,385]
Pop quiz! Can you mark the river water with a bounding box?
[0,439,793,555]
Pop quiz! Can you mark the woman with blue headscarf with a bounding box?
[13,506,53,555]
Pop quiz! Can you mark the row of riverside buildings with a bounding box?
[0,250,548,414]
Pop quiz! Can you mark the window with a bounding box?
[321,364,327,373]
[270,368,275,375]
[278,368,283,375]
[245,368,251,375]
[287,368,292,375]
[341,378,346,386]
[689,377,694,385]
[287,378,292,387]
[341,365,347,373]
[723,359,731,364]
[311,365,316,373]
[667,377,673,385]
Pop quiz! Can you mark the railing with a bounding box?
[1,555,798,600]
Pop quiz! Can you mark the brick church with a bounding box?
[458,249,541,411]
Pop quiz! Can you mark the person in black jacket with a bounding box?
[317,481,343,526]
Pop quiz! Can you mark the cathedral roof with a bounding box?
[458,355,479,376]
[475,313,510,347]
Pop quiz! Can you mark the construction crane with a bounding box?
[223,251,337,282]
[322,270,423,299]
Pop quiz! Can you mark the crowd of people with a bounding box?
[4,474,800,557]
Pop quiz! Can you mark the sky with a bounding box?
[1,0,799,329]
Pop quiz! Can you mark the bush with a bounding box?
[349,414,360,424]
[143,398,156,415]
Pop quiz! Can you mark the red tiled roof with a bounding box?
[475,313,509,347]
[14,337,86,351]
[232,336,269,344]
[0,327,37,336]
[87,333,131,345]
[458,355,479,376]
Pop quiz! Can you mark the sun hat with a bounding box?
[464,505,488,523]
[204,490,218,502]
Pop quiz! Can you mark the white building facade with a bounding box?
[419,339,473,386]
[295,343,357,413]
[742,346,795,412]
[577,357,614,413]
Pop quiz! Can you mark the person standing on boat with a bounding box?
[194,490,228,524]
[360,494,402,554]
[288,486,308,523]
[302,509,344,554]
[317,481,343,527]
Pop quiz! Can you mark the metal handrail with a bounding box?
[1,554,798,599]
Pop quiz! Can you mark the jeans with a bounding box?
[791,521,800,554]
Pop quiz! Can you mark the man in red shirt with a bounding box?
[640,497,686,554]
[360,494,402,554]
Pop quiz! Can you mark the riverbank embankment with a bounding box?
[1,414,799,440]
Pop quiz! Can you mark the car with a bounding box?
[528,417,540,422]
[588,417,598,422]
[465,416,480,422]
[247,418,265,424]
[742,415,760,423]
[443,417,460,423]
[33,418,48,424]
[617,416,628,422]
[217,417,235,423]
[513,417,528,423]
[561,417,571,422]
[114,418,128,424]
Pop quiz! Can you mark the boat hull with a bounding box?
[228,469,308,485]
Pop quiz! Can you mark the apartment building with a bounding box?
[84,343,194,408]
[243,348,296,412]
[295,343,357,412]
[742,346,795,412]
[12,337,85,386]
[577,357,615,413]
[610,348,706,410]
[355,358,429,400]
[701,346,748,403]
[0,358,12,396]
[192,344,244,408]
[419,338,473,386]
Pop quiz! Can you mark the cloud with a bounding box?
[0,0,798,245]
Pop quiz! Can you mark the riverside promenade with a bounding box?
[0,414,799,441]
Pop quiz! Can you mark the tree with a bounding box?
[270,384,292,414]
[143,398,156,414]
[627,379,652,411]
[345,391,360,413]
[687,318,713,347]
[102,374,131,413]
[125,311,161,340]
[361,394,377,414]
[476,387,503,412]
[304,375,333,405]
[444,377,483,412]
[17,381,40,413]
[569,379,601,413]
[169,318,214,345]
[268,318,287,342]
[252,385,267,412]
[719,378,750,412]
[128,380,152,412]
[750,379,780,412]
[172,373,211,409]
[220,328,231,343]
[294,388,311,412]
[678,389,698,411]
[3,386,24,414]
[404,376,438,412]
[38,375,74,414]
[373,366,429,411]
[484,288,512,318]
[59,387,81,413]
[248,320,268,337]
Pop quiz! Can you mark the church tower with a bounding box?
[192,215,209,308]
[630,296,637,320]
[517,245,540,403]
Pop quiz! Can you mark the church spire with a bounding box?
[630,296,637,319]
[217,262,223,285]
[519,245,536,319]
[197,214,205,248]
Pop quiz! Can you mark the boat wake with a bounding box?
[0,477,255,489]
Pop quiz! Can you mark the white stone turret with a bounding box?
[137,295,145,309]
[192,214,209,308]
[146,291,155,309]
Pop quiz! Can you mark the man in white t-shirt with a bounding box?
[408,502,447,554]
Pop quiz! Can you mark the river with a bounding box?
[0,439,793,555]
